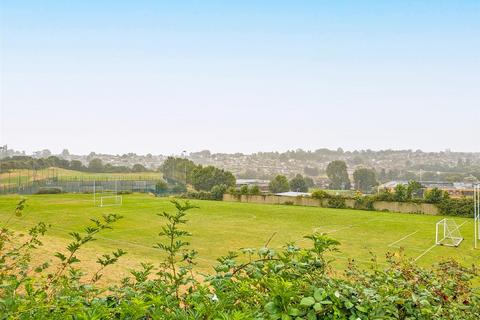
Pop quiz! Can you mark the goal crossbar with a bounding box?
[436,218,463,247]
[99,195,123,207]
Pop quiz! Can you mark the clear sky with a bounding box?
[1,1,479,155]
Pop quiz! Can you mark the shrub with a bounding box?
[1,200,480,318]
[424,187,450,203]
[210,184,227,200]
[327,195,346,208]
[437,197,474,217]
[36,187,63,194]
[249,185,261,195]
[311,189,330,200]
[240,185,249,195]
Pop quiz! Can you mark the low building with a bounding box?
[379,180,476,198]
[274,191,311,197]
[236,179,270,192]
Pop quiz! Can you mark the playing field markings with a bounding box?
[414,244,437,262]
[388,230,419,247]
[414,221,468,262]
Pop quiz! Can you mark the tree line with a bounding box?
[0,156,151,173]
[159,157,236,192]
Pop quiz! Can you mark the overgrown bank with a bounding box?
[1,199,479,319]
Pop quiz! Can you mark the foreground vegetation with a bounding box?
[1,198,479,319]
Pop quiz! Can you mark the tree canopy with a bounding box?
[326,160,351,190]
[269,175,290,193]
[353,168,377,193]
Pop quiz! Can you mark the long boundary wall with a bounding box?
[223,194,439,215]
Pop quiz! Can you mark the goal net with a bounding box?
[435,218,463,247]
[93,180,123,207]
[99,195,123,207]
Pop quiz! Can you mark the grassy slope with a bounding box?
[0,193,478,283]
[0,168,162,186]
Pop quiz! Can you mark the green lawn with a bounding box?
[0,193,478,283]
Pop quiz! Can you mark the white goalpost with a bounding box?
[93,180,123,207]
[435,218,463,247]
[474,185,480,249]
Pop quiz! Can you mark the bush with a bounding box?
[354,194,375,210]
[249,185,261,195]
[36,187,63,194]
[311,189,330,200]
[1,200,480,318]
[210,184,227,200]
[437,197,474,217]
[327,195,346,208]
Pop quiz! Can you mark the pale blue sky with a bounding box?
[1,1,479,155]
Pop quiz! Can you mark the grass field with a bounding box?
[0,193,479,284]
[0,167,162,187]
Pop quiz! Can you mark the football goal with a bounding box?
[475,185,480,249]
[435,219,463,247]
[99,195,123,207]
[93,180,123,207]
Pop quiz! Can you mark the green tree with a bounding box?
[132,163,147,172]
[88,158,104,172]
[353,168,377,193]
[155,180,168,194]
[161,157,197,184]
[424,187,449,203]
[211,184,228,200]
[326,160,351,190]
[394,184,407,201]
[269,175,290,193]
[191,166,235,191]
[289,174,309,192]
[240,185,249,195]
[249,185,261,195]
[69,160,84,171]
[406,180,423,200]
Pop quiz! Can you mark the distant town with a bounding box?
[2,145,479,189]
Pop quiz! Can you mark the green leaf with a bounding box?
[265,302,278,314]
[300,297,316,307]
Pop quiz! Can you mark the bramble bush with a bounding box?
[1,199,479,319]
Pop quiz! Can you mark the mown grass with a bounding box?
[0,193,478,283]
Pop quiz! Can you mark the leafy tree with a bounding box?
[424,187,449,203]
[211,184,228,200]
[353,168,377,193]
[88,158,104,172]
[406,180,422,200]
[326,160,351,190]
[69,160,84,171]
[289,174,309,192]
[249,185,261,195]
[306,177,315,187]
[191,166,235,191]
[155,180,168,194]
[269,175,290,193]
[240,185,249,195]
[394,184,407,201]
[132,163,147,172]
[161,157,197,184]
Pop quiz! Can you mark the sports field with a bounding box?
[0,193,478,283]
[0,167,162,187]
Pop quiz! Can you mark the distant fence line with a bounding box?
[223,194,440,215]
[0,178,159,195]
